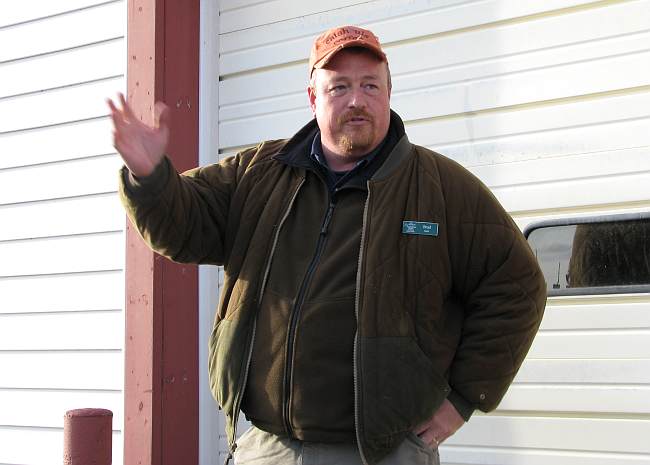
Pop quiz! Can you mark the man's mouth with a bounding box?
[338,111,373,127]
[345,115,370,124]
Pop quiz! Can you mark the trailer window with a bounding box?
[525,215,650,295]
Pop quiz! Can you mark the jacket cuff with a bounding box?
[120,156,171,200]
[446,389,474,421]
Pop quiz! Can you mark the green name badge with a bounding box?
[402,221,439,236]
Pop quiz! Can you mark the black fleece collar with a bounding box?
[273,110,409,188]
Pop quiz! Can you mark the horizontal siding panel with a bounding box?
[440,124,650,180]
[443,444,649,465]
[0,77,123,134]
[0,118,115,170]
[219,107,308,149]
[220,7,650,109]
[0,155,123,205]
[0,271,124,314]
[221,0,271,11]
[0,0,112,28]
[0,1,124,63]
[0,352,123,390]
[541,300,650,330]
[0,4,127,465]
[469,142,650,189]
[222,106,650,169]
[499,385,650,414]
[406,90,650,151]
[219,0,602,74]
[219,67,303,114]
[0,428,123,465]
[528,331,650,359]
[0,389,122,428]
[448,416,650,454]
[220,0,370,34]
[220,82,649,153]
[515,359,650,384]
[492,168,650,213]
[0,311,123,350]
[0,194,124,242]
[0,39,124,99]
[389,0,650,79]
[394,50,650,122]
[0,232,124,277]
[219,89,650,162]
[219,50,650,149]
[220,0,467,53]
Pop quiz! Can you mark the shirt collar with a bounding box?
[309,131,386,174]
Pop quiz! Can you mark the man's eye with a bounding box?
[364,83,380,94]
[330,85,347,95]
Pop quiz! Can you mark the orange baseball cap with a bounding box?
[309,25,387,77]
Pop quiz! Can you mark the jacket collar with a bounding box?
[273,110,413,182]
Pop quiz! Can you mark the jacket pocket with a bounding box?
[361,336,450,439]
[208,319,230,410]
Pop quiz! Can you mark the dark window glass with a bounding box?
[526,216,650,295]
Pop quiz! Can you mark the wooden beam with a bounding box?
[124,1,200,464]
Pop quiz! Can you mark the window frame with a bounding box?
[523,211,650,297]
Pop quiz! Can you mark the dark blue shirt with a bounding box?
[309,131,386,192]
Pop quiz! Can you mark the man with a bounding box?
[110,25,546,465]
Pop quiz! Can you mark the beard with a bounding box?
[335,109,375,155]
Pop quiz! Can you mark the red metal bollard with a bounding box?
[63,408,113,465]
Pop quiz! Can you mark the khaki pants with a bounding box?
[233,426,440,465]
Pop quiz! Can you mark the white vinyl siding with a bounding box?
[0,1,126,464]
[217,0,650,463]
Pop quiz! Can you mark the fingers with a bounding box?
[412,400,465,449]
[415,424,444,447]
[106,97,118,114]
[413,423,428,436]
[119,92,139,121]
[106,95,128,131]
[418,430,440,448]
[106,93,136,125]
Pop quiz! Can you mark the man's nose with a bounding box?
[347,87,366,108]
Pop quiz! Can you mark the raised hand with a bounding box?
[107,93,170,177]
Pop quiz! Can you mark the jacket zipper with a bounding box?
[282,196,337,437]
[228,178,305,455]
[353,182,371,465]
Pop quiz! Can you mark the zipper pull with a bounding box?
[321,202,336,235]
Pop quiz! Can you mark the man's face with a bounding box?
[308,49,391,160]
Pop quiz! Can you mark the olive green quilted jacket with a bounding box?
[119,113,546,464]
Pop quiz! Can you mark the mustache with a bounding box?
[337,110,374,125]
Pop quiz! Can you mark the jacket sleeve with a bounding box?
[118,152,246,266]
[443,162,547,418]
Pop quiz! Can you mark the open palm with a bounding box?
[107,93,170,177]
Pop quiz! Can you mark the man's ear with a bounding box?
[307,85,317,117]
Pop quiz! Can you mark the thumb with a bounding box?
[154,101,171,132]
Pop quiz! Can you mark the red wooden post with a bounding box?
[124,1,200,465]
[63,408,113,465]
